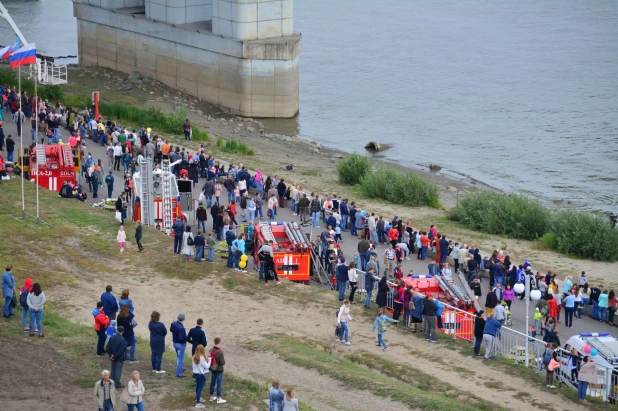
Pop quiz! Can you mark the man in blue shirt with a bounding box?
[170,313,188,378]
[100,285,118,320]
[482,314,503,360]
[187,318,208,356]
[172,216,185,254]
[563,290,576,328]
[2,264,16,318]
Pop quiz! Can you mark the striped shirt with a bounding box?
[384,249,395,260]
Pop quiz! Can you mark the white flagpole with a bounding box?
[18,66,25,218]
[35,63,39,220]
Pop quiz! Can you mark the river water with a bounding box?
[1,0,616,212]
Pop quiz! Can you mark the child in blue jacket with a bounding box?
[372,309,398,350]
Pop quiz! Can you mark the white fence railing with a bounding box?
[344,270,617,404]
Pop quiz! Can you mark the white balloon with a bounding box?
[513,283,525,294]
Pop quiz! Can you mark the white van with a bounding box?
[561,333,618,402]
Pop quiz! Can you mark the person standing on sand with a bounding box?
[282,387,300,411]
[107,325,127,388]
[117,225,126,252]
[188,318,208,356]
[101,285,118,321]
[269,378,285,411]
[209,337,226,404]
[170,313,188,378]
[148,311,167,373]
[192,344,211,409]
[94,370,116,411]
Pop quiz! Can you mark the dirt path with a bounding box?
[51,264,587,411]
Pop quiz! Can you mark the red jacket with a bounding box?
[388,228,399,241]
[548,298,558,319]
[94,309,109,331]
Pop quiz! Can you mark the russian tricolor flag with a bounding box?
[0,38,20,59]
[9,42,37,69]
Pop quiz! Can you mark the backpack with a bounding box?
[543,350,552,366]
[187,235,194,246]
[20,290,28,308]
[209,348,222,371]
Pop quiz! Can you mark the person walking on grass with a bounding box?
[170,313,188,378]
[107,325,127,388]
[126,370,146,411]
[148,311,167,373]
[372,308,398,351]
[337,299,353,345]
[94,369,116,411]
[117,225,126,252]
[135,221,144,252]
[27,283,46,337]
[209,337,226,404]
[192,344,211,409]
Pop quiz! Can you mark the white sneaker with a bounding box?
[549,385,556,389]
[155,370,166,374]
[195,404,206,409]
[292,213,297,216]
[345,342,351,345]
[210,396,217,402]
[216,398,227,404]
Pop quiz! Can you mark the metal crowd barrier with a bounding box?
[342,270,617,402]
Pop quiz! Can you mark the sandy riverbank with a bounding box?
[63,65,618,287]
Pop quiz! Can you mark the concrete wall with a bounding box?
[145,0,212,25]
[87,0,145,8]
[74,2,301,118]
[212,0,293,41]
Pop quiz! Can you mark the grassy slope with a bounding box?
[0,178,305,410]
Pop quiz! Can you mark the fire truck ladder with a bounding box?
[457,270,482,312]
[139,157,150,225]
[61,145,74,168]
[310,245,331,288]
[258,222,278,246]
[161,160,173,234]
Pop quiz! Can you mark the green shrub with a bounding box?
[336,153,370,185]
[220,139,254,155]
[358,165,440,208]
[452,190,549,240]
[549,210,618,261]
[217,137,223,148]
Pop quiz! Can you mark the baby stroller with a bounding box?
[502,302,513,326]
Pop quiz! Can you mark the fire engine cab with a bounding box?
[253,221,313,284]
[28,145,78,192]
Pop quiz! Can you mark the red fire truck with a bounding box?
[28,145,78,192]
[253,221,313,284]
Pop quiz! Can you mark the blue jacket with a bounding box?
[118,298,134,313]
[435,300,444,317]
[269,387,285,411]
[170,320,187,344]
[410,296,424,320]
[149,321,167,353]
[100,292,118,317]
[483,317,502,337]
[187,326,207,351]
[336,264,349,283]
[2,270,15,298]
[493,264,503,278]
[365,271,375,291]
[107,332,127,361]
[372,314,398,334]
[231,239,245,254]
[172,220,185,235]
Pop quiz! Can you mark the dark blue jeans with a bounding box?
[474,336,483,355]
[151,352,163,371]
[196,373,206,404]
[195,247,204,262]
[3,296,14,317]
[210,371,223,397]
[99,399,114,411]
[227,246,234,267]
[338,281,346,301]
[174,234,183,254]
